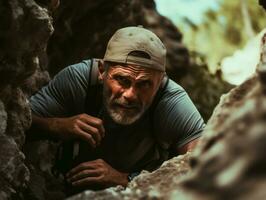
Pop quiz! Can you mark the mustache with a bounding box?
[112,98,141,109]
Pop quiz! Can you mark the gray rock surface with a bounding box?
[0,0,53,199]
[177,34,266,200]
[67,153,192,200]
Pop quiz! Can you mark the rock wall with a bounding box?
[46,0,187,76]
[178,33,266,200]
[0,0,53,199]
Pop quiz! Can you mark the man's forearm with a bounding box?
[29,113,105,146]
[30,114,66,139]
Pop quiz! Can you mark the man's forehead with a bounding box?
[108,64,159,77]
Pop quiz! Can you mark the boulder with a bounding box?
[0,0,53,199]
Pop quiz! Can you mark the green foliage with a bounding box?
[178,0,266,72]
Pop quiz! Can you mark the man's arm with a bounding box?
[153,79,205,157]
[66,159,129,188]
[28,61,106,146]
[31,114,131,188]
[177,137,200,154]
[30,113,105,147]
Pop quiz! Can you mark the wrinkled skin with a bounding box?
[101,62,164,125]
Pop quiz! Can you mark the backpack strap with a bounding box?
[84,58,102,116]
[54,59,99,175]
[72,59,103,160]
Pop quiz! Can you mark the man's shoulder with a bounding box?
[152,78,204,147]
[159,78,186,100]
[150,78,186,115]
[65,59,92,77]
[55,59,97,88]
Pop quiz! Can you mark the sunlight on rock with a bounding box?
[216,158,247,187]
[221,29,266,85]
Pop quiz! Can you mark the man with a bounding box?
[29,26,205,192]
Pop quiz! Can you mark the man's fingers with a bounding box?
[66,159,104,178]
[80,114,105,138]
[66,162,95,178]
[78,121,102,145]
[68,169,100,182]
[72,176,102,187]
[76,127,96,148]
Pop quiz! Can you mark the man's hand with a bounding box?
[31,113,105,148]
[55,114,105,147]
[66,159,128,188]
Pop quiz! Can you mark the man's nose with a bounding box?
[122,86,138,101]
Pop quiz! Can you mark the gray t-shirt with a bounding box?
[30,59,205,172]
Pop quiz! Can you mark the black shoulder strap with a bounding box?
[84,59,102,116]
[54,59,103,176]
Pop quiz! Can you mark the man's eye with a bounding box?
[137,81,151,89]
[114,76,130,86]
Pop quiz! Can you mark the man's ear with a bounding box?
[159,72,166,88]
[98,59,105,81]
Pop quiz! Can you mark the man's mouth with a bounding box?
[114,103,140,110]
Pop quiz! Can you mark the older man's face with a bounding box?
[102,63,163,125]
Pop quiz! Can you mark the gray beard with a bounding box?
[107,107,145,125]
[103,85,149,125]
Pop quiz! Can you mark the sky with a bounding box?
[155,0,220,25]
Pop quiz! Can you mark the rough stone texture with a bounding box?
[0,0,53,199]
[23,140,65,200]
[67,28,266,200]
[47,0,230,120]
[179,62,231,120]
[46,0,187,76]
[67,153,192,200]
[176,34,266,200]
[0,89,29,199]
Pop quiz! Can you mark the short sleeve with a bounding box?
[153,79,205,148]
[29,61,90,117]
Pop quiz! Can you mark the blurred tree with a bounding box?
[178,0,266,72]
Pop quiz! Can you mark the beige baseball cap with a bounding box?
[103,26,166,72]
